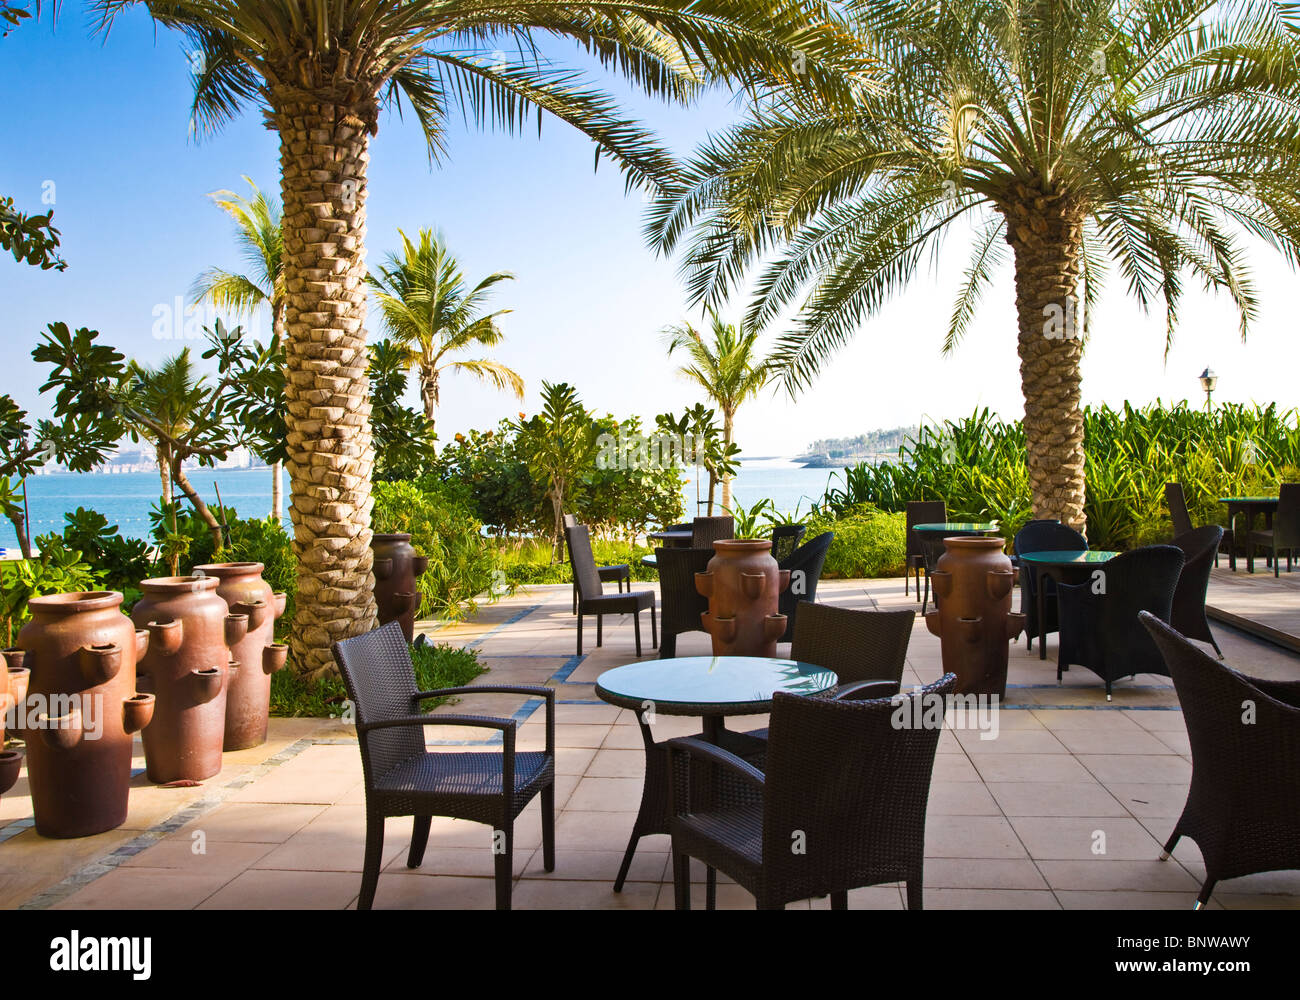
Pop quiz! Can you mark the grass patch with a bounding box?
[270,641,487,718]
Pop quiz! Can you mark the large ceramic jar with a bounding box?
[371,533,429,642]
[695,539,791,657]
[132,576,243,783]
[924,536,1025,697]
[1,647,31,746]
[193,562,289,750]
[17,592,155,838]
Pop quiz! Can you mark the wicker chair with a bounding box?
[566,524,656,656]
[904,501,946,603]
[770,523,806,562]
[1246,483,1300,577]
[740,601,917,751]
[1140,612,1300,908]
[1170,525,1225,658]
[667,673,958,910]
[1166,482,1235,570]
[691,516,735,548]
[563,514,629,613]
[655,546,714,658]
[777,532,834,642]
[331,621,555,910]
[1056,545,1185,698]
[1014,519,1086,651]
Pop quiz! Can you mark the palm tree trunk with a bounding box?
[274,94,379,678]
[419,364,438,433]
[156,444,172,507]
[1004,192,1088,535]
[270,460,283,523]
[720,409,735,511]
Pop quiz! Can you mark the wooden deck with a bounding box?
[1206,565,1300,653]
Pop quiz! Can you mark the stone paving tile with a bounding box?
[1008,816,1166,861]
[51,868,232,910]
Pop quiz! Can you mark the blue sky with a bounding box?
[2,7,1296,460]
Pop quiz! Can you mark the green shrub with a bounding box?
[60,507,154,595]
[805,507,906,579]
[270,641,486,717]
[209,514,297,640]
[1,535,101,643]
[372,478,503,621]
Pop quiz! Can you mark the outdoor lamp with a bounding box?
[1199,367,1217,409]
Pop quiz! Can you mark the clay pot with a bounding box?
[0,749,20,798]
[924,536,1026,697]
[695,539,790,657]
[132,577,238,783]
[193,562,289,750]
[371,534,428,642]
[17,591,154,838]
[1,648,30,746]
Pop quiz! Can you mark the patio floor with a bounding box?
[5,576,1299,910]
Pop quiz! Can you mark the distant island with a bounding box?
[795,426,917,468]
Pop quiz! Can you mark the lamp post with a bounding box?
[1199,367,1218,411]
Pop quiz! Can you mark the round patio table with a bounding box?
[1018,550,1119,660]
[1219,497,1278,571]
[594,655,837,892]
[913,522,1001,614]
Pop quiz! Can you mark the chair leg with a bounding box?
[1275,544,1281,578]
[904,568,909,596]
[1209,630,1224,659]
[659,632,677,659]
[906,879,923,910]
[576,612,583,655]
[830,890,848,910]
[597,614,603,648]
[1159,829,1181,861]
[672,848,691,910]
[572,582,577,614]
[706,866,716,910]
[541,783,556,873]
[633,611,642,657]
[651,606,658,648]
[358,810,385,910]
[407,815,431,869]
[1194,878,1217,910]
[494,822,514,911]
[921,569,930,615]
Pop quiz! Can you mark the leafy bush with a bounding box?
[270,641,485,717]
[495,535,656,586]
[59,506,154,596]
[1,534,100,643]
[804,508,906,579]
[372,478,503,621]
[209,513,297,639]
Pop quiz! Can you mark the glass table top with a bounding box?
[1218,497,1279,504]
[913,522,1000,532]
[1018,549,1119,564]
[595,656,837,715]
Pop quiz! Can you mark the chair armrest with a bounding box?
[358,714,517,735]
[1248,677,1300,712]
[665,736,765,816]
[834,679,902,702]
[413,686,555,754]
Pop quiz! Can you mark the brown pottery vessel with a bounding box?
[17,591,155,838]
[371,533,429,642]
[695,539,790,657]
[132,576,241,783]
[1,647,31,746]
[924,536,1025,697]
[194,562,288,750]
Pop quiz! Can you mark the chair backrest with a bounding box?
[1276,483,1300,546]
[760,673,957,896]
[1170,524,1222,627]
[770,523,806,562]
[564,524,604,601]
[1092,545,1185,673]
[905,501,947,558]
[691,516,734,548]
[654,546,714,631]
[1013,519,1087,556]
[1164,482,1194,537]
[562,513,577,529]
[781,532,834,601]
[790,602,915,685]
[332,621,424,786]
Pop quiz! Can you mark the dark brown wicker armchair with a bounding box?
[563,514,629,613]
[1246,482,1300,577]
[667,673,958,910]
[331,621,556,910]
[1166,482,1235,570]
[566,524,656,656]
[770,523,806,562]
[654,546,713,658]
[1140,613,1300,908]
[691,516,734,547]
[777,531,834,641]
[905,501,946,603]
[1170,525,1225,658]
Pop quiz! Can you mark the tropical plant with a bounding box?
[428,421,546,537]
[580,413,686,545]
[662,313,768,510]
[515,382,598,561]
[724,497,775,539]
[368,229,521,435]
[191,177,287,519]
[94,0,857,678]
[365,338,439,480]
[1,535,100,645]
[648,0,1300,536]
[655,402,740,515]
[59,507,154,595]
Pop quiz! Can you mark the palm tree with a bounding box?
[368,229,521,438]
[662,313,768,510]
[94,0,858,678]
[647,0,1300,535]
[191,177,286,522]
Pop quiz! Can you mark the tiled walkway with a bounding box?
[7,577,1300,910]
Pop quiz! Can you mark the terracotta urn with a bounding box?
[0,749,20,799]
[371,533,428,642]
[132,576,241,783]
[695,539,790,657]
[17,591,155,838]
[924,536,1026,697]
[1,647,31,746]
[193,562,289,750]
